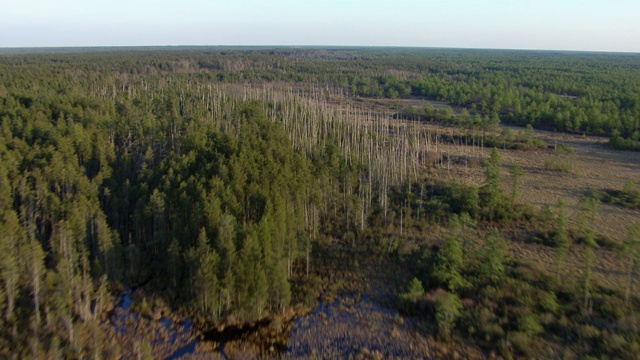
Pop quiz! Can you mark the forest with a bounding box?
[1,47,639,359]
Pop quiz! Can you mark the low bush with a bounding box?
[601,181,640,210]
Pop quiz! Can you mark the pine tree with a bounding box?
[216,213,237,313]
[510,164,524,206]
[0,209,24,323]
[435,291,462,340]
[400,277,425,302]
[479,230,507,283]
[481,148,505,214]
[554,199,570,278]
[28,239,46,326]
[193,229,220,316]
[238,230,268,319]
[167,238,181,289]
[259,213,291,312]
[433,236,469,292]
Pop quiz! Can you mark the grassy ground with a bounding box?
[357,97,639,290]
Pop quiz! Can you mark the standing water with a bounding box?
[109,289,199,359]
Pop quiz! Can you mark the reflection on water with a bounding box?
[110,292,431,359]
[113,288,138,335]
[287,296,432,359]
[110,289,199,360]
[121,292,133,311]
[166,335,198,360]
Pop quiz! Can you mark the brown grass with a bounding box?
[363,97,640,292]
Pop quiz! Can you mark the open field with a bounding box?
[352,97,639,235]
[354,97,640,291]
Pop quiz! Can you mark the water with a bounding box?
[110,289,199,359]
[113,288,139,334]
[166,336,199,360]
[287,296,431,358]
[111,291,430,359]
[121,292,133,311]
[164,320,199,360]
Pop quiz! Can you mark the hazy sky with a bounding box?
[1,0,638,52]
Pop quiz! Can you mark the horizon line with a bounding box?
[1,44,638,55]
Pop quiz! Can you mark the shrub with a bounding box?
[544,158,573,172]
[435,291,463,340]
[518,313,544,335]
[509,331,534,355]
[400,277,425,303]
[540,291,560,313]
[602,181,640,210]
[602,332,627,354]
[432,236,469,292]
[479,322,505,343]
[555,143,575,155]
[609,132,640,151]
[578,324,600,340]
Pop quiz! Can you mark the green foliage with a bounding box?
[192,229,220,316]
[602,181,640,210]
[400,277,425,303]
[1,46,639,358]
[447,212,477,255]
[579,195,599,238]
[517,313,544,335]
[480,148,510,219]
[509,164,524,206]
[540,291,560,313]
[478,230,508,283]
[390,180,480,227]
[433,236,469,292]
[0,50,375,356]
[399,205,640,360]
[544,144,575,172]
[482,148,503,198]
[554,199,571,277]
[435,291,463,340]
[544,158,573,172]
[624,225,640,306]
[609,130,640,151]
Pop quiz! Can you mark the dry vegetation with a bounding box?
[171,91,639,358]
[343,96,640,287]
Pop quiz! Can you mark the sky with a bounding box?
[1,0,638,52]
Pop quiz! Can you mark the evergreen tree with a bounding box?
[167,238,181,289]
[216,213,237,313]
[400,277,425,302]
[433,236,469,292]
[481,148,505,215]
[554,199,570,278]
[27,239,46,326]
[193,229,220,316]
[238,230,268,320]
[510,164,524,206]
[479,230,507,283]
[435,291,462,340]
[0,209,22,322]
